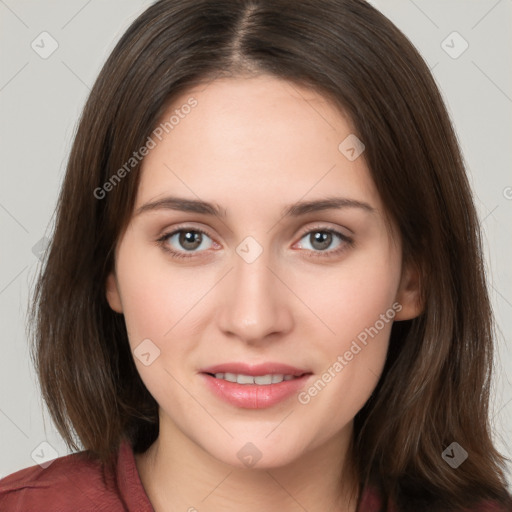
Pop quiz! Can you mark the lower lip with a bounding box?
[201,373,311,409]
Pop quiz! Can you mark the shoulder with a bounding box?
[0,440,144,512]
[358,483,512,512]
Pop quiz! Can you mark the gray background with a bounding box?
[1,0,511,487]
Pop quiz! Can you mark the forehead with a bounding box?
[135,75,381,214]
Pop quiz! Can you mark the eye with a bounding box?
[157,225,353,260]
[157,227,216,259]
[294,227,353,258]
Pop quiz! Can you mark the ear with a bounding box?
[105,271,123,313]
[394,262,423,321]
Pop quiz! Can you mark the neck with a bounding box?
[135,414,359,512]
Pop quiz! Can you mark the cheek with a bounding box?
[294,281,395,448]
[113,238,222,403]
[114,237,203,345]
[119,278,175,347]
[290,244,400,418]
[295,246,401,345]
[113,245,199,401]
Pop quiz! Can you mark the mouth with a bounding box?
[204,372,306,385]
[199,362,313,409]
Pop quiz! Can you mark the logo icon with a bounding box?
[32,236,50,261]
[31,32,59,59]
[338,134,365,161]
[133,338,161,366]
[31,441,58,469]
[441,32,469,59]
[237,442,263,467]
[236,236,263,264]
[442,442,468,468]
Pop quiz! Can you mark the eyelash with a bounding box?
[156,224,354,260]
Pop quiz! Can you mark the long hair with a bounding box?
[28,1,511,509]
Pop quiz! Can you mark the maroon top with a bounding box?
[0,439,510,511]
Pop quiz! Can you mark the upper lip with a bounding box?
[200,362,311,377]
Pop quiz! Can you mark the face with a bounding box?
[106,75,421,469]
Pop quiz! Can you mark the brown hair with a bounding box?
[29,0,511,509]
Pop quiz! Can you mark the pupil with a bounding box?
[312,231,331,250]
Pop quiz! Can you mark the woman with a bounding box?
[1,0,511,510]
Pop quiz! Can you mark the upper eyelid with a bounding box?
[160,224,214,241]
[160,222,350,237]
[297,223,352,238]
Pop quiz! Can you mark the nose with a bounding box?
[216,248,294,345]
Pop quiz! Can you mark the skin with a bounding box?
[106,75,422,512]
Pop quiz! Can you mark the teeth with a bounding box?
[255,374,272,385]
[213,373,298,385]
[237,374,255,384]
[224,372,237,383]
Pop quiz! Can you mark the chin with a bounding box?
[201,434,309,471]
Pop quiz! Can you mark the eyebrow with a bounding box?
[135,195,375,218]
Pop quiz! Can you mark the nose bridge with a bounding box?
[217,240,293,342]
